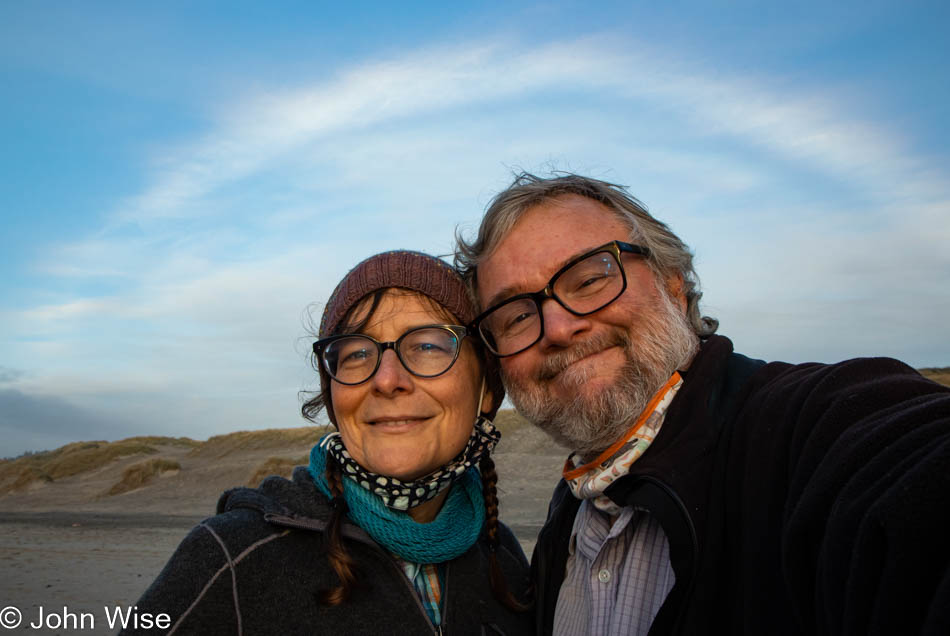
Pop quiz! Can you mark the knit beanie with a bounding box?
[317,250,504,424]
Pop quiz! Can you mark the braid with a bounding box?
[480,454,530,612]
[320,455,358,605]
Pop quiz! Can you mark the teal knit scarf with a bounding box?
[308,438,485,563]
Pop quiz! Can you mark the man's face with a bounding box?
[476,194,697,457]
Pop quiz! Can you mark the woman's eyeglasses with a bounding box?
[314,324,469,385]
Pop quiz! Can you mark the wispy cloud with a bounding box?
[101,36,947,230]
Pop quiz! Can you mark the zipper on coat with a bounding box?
[379,552,440,636]
[630,475,700,635]
[533,535,548,636]
[439,560,450,635]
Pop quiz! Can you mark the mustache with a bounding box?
[537,329,632,381]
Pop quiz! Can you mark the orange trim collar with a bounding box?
[563,371,682,481]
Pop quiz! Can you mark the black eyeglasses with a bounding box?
[313,324,469,385]
[472,241,649,357]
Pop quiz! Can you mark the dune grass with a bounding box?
[0,428,323,493]
[919,367,950,388]
[0,439,165,493]
[7,465,54,492]
[43,441,159,480]
[246,455,310,486]
[121,436,199,448]
[104,458,182,496]
[189,426,328,459]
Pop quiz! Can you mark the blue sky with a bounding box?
[1,1,948,457]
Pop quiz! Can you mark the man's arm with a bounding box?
[739,358,950,636]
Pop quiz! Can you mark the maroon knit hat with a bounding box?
[317,250,504,423]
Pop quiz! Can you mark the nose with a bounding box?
[370,349,413,395]
[538,298,591,350]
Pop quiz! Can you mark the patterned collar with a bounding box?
[563,372,683,514]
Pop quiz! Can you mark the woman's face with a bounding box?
[330,289,491,482]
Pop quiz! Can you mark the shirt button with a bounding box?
[598,568,611,583]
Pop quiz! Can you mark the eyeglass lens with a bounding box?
[479,249,624,356]
[322,327,461,384]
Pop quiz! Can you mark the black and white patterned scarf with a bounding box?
[321,415,501,511]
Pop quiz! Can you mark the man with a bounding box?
[455,173,950,636]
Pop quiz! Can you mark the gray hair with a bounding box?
[455,172,718,337]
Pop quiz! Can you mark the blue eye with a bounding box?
[415,336,455,354]
[330,338,377,371]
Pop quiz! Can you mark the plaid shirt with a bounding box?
[552,501,675,635]
[397,558,445,626]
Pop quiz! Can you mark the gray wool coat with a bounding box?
[122,467,533,636]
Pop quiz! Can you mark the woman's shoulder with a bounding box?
[144,467,334,596]
[172,465,330,554]
[123,469,352,635]
[491,519,529,568]
[215,463,324,511]
[216,465,329,517]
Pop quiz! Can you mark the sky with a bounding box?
[1,1,948,457]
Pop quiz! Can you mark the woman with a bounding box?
[123,250,531,635]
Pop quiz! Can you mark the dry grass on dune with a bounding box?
[37,441,158,480]
[188,426,328,459]
[0,428,325,496]
[103,458,182,497]
[121,436,200,448]
[919,367,950,388]
[7,465,53,492]
[0,439,168,494]
[246,455,310,486]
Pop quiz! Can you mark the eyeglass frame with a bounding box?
[471,240,650,357]
[312,324,471,385]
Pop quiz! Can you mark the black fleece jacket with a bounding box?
[531,335,950,636]
[123,467,533,636]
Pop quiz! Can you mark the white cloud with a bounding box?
[95,35,946,232]
[21,297,120,322]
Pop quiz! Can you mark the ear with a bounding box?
[479,387,495,416]
[665,274,688,314]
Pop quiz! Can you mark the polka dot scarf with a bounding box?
[308,443,485,563]
[320,415,501,511]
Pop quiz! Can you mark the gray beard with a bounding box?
[502,285,699,460]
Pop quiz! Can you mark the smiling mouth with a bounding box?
[367,417,431,428]
[540,345,619,382]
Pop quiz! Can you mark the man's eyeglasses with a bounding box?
[472,241,649,357]
[313,325,469,385]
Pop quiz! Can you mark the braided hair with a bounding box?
[479,454,530,612]
[320,454,358,605]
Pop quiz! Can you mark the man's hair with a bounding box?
[455,172,718,337]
